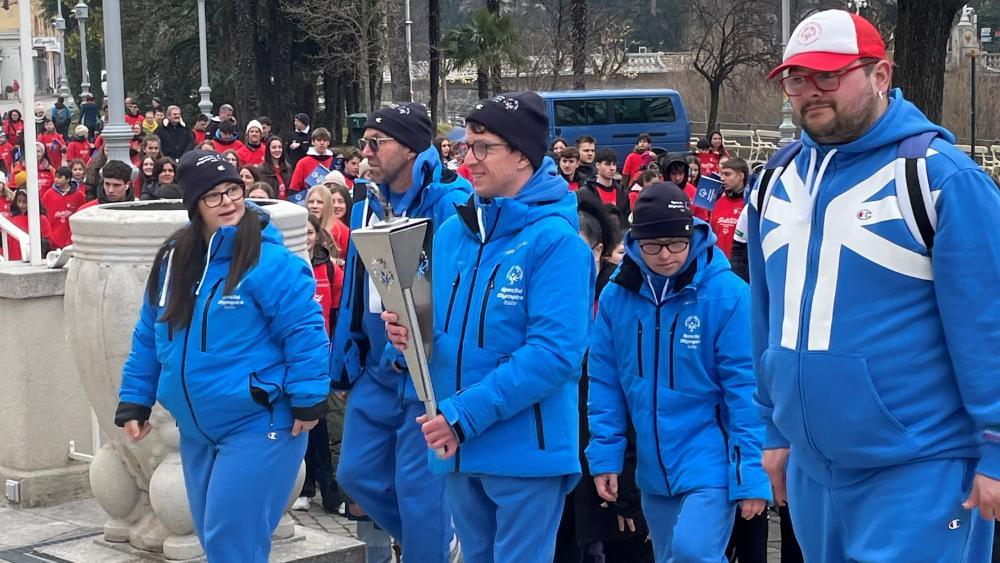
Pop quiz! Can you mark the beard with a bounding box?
[795,91,882,145]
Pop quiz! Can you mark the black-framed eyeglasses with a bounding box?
[639,240,689,255]
[778,61,878,96]
[468,140,510,161]
[201,184,244,208]
[357,137,396,152]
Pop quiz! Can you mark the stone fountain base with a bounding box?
[34,525,365,562]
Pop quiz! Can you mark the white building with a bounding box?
[0,0,65,101]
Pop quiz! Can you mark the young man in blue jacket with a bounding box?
[751,10,999,562]
[330,102,471,562]
[586,182,769,561]
[384,92,595,562]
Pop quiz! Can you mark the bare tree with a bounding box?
[690,0,779,135]
[281,0,386,113]
[387,0,413,102]
[590,19,634,82]
[429,0,441,123]
[571,0,587,89]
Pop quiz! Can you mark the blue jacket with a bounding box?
[748,89,1000,484]
[329,146,472,396]
[586,225,770,501]
[118,205,331,441]
[431,157,595,477]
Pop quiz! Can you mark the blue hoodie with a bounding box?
[748,89,1000,484]
[587,223,770,502]
[430,157,595,477]
[118,204,331,441]
[329,146,472,396]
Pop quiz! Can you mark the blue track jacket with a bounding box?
[330,146,471,395]
[430,157,595,477]
[586,224,770,502]
[118,205,331,441]
[748,89,1000,484]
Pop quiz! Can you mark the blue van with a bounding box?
[537,89,691,162]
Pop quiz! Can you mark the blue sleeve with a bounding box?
[715,286,772,502]
[584,295,629,476]
[330,201,369,390]
[118,293,161,407]
[437,232,594,440]
[250,250,331,410]
[930,168,1000,480]
[747,176,789,449]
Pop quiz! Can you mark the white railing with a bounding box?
[0,215,29,262]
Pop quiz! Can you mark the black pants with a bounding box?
[778,505,804,563]
[726,510,768,562]
[300,418,339,511]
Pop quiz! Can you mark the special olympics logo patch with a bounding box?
[797,22,822,46]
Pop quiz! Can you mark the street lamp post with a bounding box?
[777,0,796,145]
[196,0,213,117]
[53,3,71,101]
[101,0,132,164]
[74,0,90,100]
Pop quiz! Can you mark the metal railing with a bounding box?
[0,215,29,262]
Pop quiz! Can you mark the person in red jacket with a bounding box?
[4,188,53,261]
[288,128,334,203]
[38,119,66,169]
[306,214,344,335]
[342,148,362,189]
[709,157,747,259]
[40,166,87,249]
[192,114,210,145]
[0,173,12,218]
[31,143,57,196]
[236,120,266,165]
[3,109,24,147]
[66,126,93,165]
[212,120,245,154]
[620,132,655,187]
[0,132,15,174]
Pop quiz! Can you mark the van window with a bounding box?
[612,97,676,124]
[554,99,608,126]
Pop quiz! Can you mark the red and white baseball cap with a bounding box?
[767,10,886,80]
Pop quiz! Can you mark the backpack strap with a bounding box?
[755,140,803,220]
[894,131,938,252]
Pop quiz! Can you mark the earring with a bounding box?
[878,91,885,100]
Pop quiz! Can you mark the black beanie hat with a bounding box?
[178,149,243,217]
[465,92,547,170]
[294,112,310,127]
[631,182,694,240]
[363,102,433,153]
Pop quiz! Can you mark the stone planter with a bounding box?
[65,200,309,560]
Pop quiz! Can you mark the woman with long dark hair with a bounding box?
[260,136,291,200]
[114,150,330,562]
[708,131,732,160]
[141,157,179,201]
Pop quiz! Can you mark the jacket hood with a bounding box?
[621,220,724,302]
[310,242,331,266]
[212,132,239,145]
[800,88,954,153]
[305,147,334,157]
[457,156,577,241]
[204,202,283,265]
[366,145,463,219]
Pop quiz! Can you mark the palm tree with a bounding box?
[440,8,521,100]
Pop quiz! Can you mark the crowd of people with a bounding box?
[3,8,997,563]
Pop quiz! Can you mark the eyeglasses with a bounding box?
[468,140,510,161]
[778,61,878,96]
[357,137,396,152]
[201,184,244,208]
[639,240,689,255]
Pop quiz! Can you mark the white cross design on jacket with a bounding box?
[759,156,935,352]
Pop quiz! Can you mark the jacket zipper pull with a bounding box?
[267,410,276,440]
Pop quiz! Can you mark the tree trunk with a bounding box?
[894,0,966,124]
[429,0,441,125]
[571,0,587,90]
[441,70,449,123]
[231,0,261,121]
[486,0,502,95]
[386,0,412,102]
[323,67,339,141]
[476,68,490,100]
[358,23,373,112]
[706,80,722,137]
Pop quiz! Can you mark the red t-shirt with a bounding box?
[41,186,87,249]
[328,218,350,260]
[66,140,93,165]
[3,214,51,261]
[0,142,14,173]
[622,150,654,179]
[312,259,344,336]
[710,193,746,258]
[237,143,266,166]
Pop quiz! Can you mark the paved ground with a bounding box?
[0,497,785,561]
